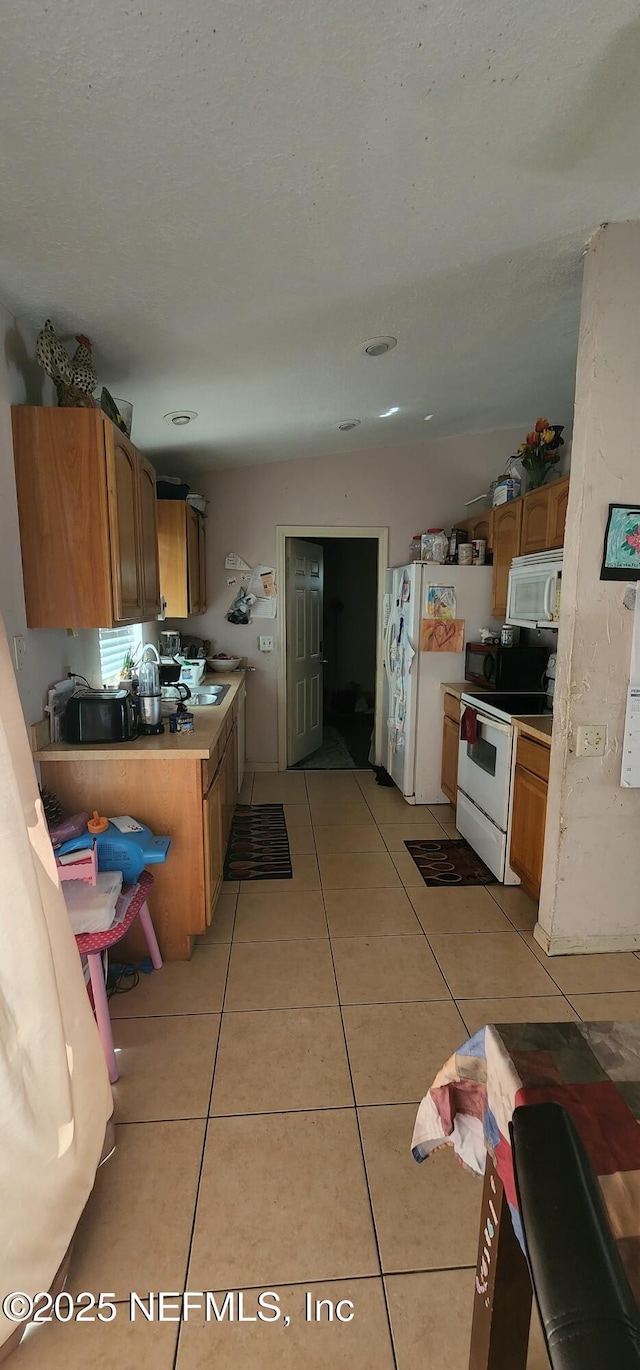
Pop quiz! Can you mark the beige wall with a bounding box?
[188,428,523,765]
[539,222,640,953]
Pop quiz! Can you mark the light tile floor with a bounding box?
[14,767,640,1369]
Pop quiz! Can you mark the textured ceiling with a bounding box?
[1,1,640,469]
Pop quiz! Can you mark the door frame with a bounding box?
[276,525,389,772]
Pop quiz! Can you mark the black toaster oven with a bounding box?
[63,689,138,744]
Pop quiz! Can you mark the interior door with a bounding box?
[105,430,142,623]
[286,538,324,765]
[137,453,161,618]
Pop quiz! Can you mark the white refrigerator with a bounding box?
[381,563,496,804]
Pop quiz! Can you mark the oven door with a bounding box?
[457,708,514,832]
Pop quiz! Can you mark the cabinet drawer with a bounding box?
[443,692,461,723]
[516,735,550,781]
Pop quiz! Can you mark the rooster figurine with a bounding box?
[36,319,98,407]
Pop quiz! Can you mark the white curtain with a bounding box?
[0,616,112,1352]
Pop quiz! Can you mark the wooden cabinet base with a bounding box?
[41,757,208,961]
[441,693,461,805]
[509,742,549,902]
[441,714,460,805]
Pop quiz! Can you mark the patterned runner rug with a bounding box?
[225,804,293,881]
[405,838,494,887]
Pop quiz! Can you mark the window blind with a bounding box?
[98,625,143,684]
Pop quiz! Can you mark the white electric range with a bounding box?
[456,691,552,883]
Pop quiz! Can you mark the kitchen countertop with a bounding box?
[34,671,245,762]
[441,683,553,745]
[512,715,553,746]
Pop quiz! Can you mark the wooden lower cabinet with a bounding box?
[203,769,224,922]
[441,694,461,804]
[509,735,550,900]
[40,704,240,960]
[204,719,238,923]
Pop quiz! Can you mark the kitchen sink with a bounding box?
[193,684,230,706]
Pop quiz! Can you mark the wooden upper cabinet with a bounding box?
[470,511,493,549]
[157,499,207,618]
[137,454,162,617]
[11,406,160,629]
[186,505,202,615]
[456,511,493,549]
[546,475,570,549]
[520,487,550,556]
[491,499,523,619]
[106,432,142,622]
[198,513,207,614]
[519,476,570,556]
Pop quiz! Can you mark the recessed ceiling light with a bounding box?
[424,414,434,421]
[163,410,198,426]
[336,420,361,431]
[362,336,397,357]
[379,406,400,418]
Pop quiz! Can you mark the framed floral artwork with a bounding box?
[601,505,640,580]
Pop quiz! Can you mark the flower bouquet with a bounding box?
[516,419,564,490]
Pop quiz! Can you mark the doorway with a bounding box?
[276,525,388,772]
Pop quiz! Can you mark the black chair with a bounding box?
[510,1102,640,1369]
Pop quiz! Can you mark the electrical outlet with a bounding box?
[12,635,26,671]
[576,724,607,757]
[259,636,274,652]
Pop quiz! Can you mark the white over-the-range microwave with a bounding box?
[506,551,562,629]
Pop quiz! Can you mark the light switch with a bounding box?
[12,635,26,671]
[259,636,274,652]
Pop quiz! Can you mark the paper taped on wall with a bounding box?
[225,552,251,571]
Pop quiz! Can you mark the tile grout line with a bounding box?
[110,981,595,1029]
[316,804,400,1370]
[170,899,238,1370]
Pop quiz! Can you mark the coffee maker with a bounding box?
[160,630,181,659]
[137,644,164,735]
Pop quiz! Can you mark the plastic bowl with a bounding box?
[207,657,242,672]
